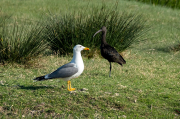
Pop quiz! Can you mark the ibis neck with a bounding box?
[101,32,107,44]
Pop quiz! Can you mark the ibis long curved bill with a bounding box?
[93,29,103,37]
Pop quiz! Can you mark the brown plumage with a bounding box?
[93,26,126,77]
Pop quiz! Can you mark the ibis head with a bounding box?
[93,26,107,37]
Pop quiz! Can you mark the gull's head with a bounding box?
[73,44,89,52]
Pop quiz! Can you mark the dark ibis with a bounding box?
[93,26,126,77]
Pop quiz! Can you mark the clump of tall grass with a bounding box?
[43,4,148,55]
[128,0,180,9]
[0,20,48,64]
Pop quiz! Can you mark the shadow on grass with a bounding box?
[175,109,180,115]
[155,44,180,53]
[173,102,180,115]
[0,84,55,90]
[91,72,107,77]
[142,47,173,53]
[18,85,55,90]
[156,47,171,53]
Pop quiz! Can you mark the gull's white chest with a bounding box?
[74,61,84,77]
[63,60,84,81]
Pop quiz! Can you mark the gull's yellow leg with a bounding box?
[69,81,76,91]
[67,81,70,91]
[67,81,75,91]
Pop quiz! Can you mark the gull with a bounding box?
[33,44,89,91]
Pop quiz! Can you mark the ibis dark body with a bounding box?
[93,26,126,77]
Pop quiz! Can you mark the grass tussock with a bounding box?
[0,4,148,63]
[0,21,48,64]
[43,4,148,55]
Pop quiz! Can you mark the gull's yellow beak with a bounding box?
[83,47,89,50]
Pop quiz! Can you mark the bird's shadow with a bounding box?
[18,85,55,90]
[0,84,55,90]
[90,72,107,77]
[155,47,171,53]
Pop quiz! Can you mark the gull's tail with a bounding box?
[33,75,46,81]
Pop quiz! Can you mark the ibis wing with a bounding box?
[101,45,126,64]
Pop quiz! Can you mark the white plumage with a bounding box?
[33,44,89,91]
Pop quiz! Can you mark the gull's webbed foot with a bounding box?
[67,81,76,91]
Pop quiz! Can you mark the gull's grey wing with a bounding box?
[47,63,78,79]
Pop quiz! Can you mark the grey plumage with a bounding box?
[33,63,78,81]
[33,44,90,91]
[47,63,78,79]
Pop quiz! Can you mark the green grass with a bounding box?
[0,0,180,118]
[0,54,179,118]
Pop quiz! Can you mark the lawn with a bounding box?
[0,0,180,118]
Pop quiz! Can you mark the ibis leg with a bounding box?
[67,81,75,91]
[109,62,112,77]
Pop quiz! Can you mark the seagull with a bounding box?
[33,44,89,91]
[93,26,126,77]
